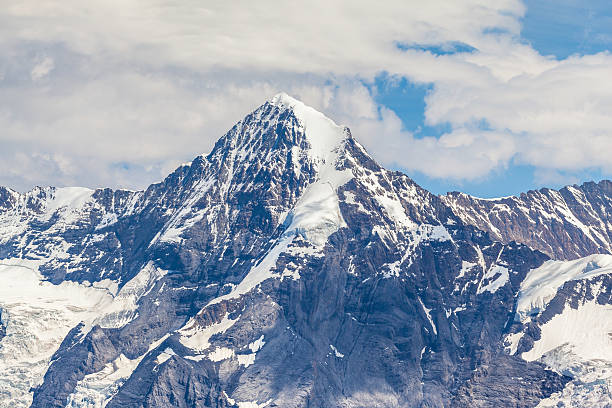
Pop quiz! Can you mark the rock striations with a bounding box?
[0,94,609,407]
[442,181,612,261]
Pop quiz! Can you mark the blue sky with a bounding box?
[0,1,611,197]
[523,0,612,58]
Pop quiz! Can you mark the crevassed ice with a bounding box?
[510,254,612,407]
[526,301,612,408]
[0,259,112,408]
[0,259,167,407]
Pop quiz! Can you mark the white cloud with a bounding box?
[328,99,516,180]
[0,1,523,76]
[30,56,54,80]
[421,49,612,176]
[0,0,610,191]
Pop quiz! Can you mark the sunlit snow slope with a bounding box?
[507,254,612,407]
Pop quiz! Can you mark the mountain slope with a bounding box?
[505,254,612,407]
[442,181,612,260]
[0,94,575,407]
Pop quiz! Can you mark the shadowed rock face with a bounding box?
[442,181,612,261]
[0,94,578,407]
[0,308,6,341]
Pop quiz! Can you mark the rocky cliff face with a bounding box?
[0,94,601,408]
[442,181,612,260]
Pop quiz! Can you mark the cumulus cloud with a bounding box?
[0,0,610,191]
[422,49,612,174]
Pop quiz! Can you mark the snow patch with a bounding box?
[522,301,612,363]
[42,187,94,220]
[155,347,176,365]
[208,235,293,306]
[179,313,238,352]
[152,177,215,245]
[94,261,167,330]
[184,355,206,362]
[330,344,344,358]
[343,191,367,213]
[414,224,452,242]
[381,260,401,278]
[477,265,509,294]
[235,335,266,367]
[223,390,272,408]
[285,179,349,246]
[249,335,265,353]
[457,261,476,280]
[237,353,256,367]
[208,347,235,362]
[504,332,524,356]
[516,254,612,321]
[418,298,437,336]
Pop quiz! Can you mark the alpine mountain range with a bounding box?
[0,93,611,407]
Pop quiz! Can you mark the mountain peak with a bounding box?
[3,93,603,407]
[266,92,350,163]
[269,91,301,107]
[205,92,351,172]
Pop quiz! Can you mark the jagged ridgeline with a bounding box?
[443,181,612,261]
[0,94,610,407]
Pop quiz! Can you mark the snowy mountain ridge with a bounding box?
[0,94,609,407]
[442,181,612,260]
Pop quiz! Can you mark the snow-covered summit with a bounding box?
[267,92,349,163]
[268,91,301,107]
[178,92,350,174]
[266,94,352,246]
[205,92,351,170]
